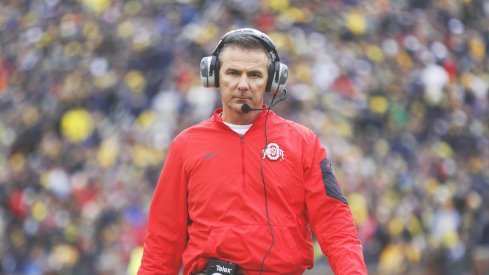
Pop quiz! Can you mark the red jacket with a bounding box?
[139,109,366,274]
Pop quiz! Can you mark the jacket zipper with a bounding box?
[240,135,245,189]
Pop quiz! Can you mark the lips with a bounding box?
[234,96,251,103]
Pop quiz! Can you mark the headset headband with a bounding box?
[212,28,281,62]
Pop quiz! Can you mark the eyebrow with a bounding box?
[224,68,264,75]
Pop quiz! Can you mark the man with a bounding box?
[138,28,367,274]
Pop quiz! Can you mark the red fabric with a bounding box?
[139,109,366,275]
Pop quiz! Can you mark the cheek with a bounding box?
[255,78,268,90]
[219,87,234,102]
[220,75,238,90]
[251,89,266,103]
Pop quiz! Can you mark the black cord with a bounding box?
[258,92,278,274]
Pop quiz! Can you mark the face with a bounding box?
[218,45,269,124]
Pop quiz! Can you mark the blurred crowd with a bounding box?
[1,0,489,274]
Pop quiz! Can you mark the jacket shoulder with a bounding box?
[272,114,317,139]
[172,118,217,144]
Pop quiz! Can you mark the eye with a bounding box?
[226,70,239,76]
[249,72,263,78]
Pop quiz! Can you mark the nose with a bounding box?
[236,75,250,91]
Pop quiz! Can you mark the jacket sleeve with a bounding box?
[138,136,188,274]
[303,135,367,275]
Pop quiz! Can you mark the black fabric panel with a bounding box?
[320,158,348,205]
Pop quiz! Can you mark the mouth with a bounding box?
[234,96,251,103]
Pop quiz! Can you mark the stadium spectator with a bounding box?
[0,0,488,274]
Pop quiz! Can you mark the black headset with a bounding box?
[200,28,288,94]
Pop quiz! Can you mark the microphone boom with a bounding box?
[240,89,288,113]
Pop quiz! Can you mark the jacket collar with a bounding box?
[212,104,272,128]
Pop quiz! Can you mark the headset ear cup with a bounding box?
[200,56,219,88]
[269,62,288,94]
[200,56,214,87]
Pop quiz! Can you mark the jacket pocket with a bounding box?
[203,225,303,272]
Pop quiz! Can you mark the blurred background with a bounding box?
[1,0,489,274]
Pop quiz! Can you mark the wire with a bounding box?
[258,92,278,275]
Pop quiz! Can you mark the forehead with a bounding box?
[219,46,269,69]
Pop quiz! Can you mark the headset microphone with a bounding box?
[241,89,287,113]
[240,104,254,113]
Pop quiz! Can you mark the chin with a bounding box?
[234,105,246,113]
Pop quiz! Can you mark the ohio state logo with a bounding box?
[262,143,285,161]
